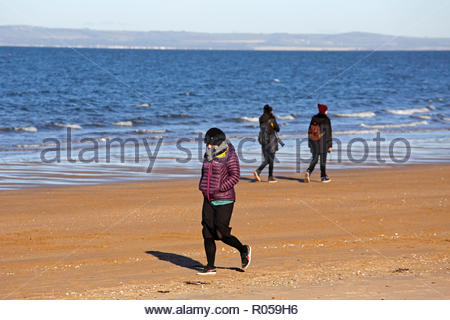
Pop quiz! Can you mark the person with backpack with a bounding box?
[198,128,251,275]
[305,103,333,183]
[253,104,280,183]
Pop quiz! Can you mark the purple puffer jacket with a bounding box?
[199,143,240,201]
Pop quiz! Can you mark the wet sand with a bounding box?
[0,165,449,299]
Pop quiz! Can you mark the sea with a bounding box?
[0,47,449,190]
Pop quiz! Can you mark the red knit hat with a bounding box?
[318,104,328,113]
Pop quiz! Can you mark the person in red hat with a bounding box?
[305,104,333,183]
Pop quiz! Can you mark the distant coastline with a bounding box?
[1,25,450,51]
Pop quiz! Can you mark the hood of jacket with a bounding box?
[260,112,274,124]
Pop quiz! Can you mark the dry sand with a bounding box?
[0,165,449,299]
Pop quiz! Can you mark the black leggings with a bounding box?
[308,151,327,177]
[257,147,275,177]
[201,199,245,267]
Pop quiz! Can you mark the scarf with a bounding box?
[205,140,228,162]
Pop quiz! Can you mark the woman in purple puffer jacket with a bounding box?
[197,128,251,275]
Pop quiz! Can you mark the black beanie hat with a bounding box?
[264,104,273,113]
[204,128,226,145]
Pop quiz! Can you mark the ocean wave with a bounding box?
[333,112,376,118]
[113,121,133,127]
[138,103,151,107]
[277,114,296,120]
[84,123,105,128]
[334,129,380,135]
[179,92,197,96]
[135,129,167,134]
[411,115,431,120]
[360,120,428,129]
[234,116,259,123]
[385,106,434,115]
[179,121,200,125]
[160,113,190,119]
[54,123,82,129]
[0,127,10,132]
[14,126,38,133]
[427,98,443,102]
[15,144,42,148]
[95,137,109,142]
[438,114,450,122]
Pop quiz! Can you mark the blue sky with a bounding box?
[0,0,449,37]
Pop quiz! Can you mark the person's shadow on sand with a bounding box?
[242,175,306,183]
[146,251,203,271]
[146,251,244,272]
[276,176,305,183]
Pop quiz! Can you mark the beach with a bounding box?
[0,164,449,300]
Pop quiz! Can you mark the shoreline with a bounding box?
[1,164,449,299]
[1,161,448,192]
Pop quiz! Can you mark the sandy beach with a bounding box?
[0,164,449,300]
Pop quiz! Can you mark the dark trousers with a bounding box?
[201,199,245,267]
[308,151,327,178]
[256,147,275,177]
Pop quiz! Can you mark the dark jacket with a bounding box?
[259,112,280,153]
[308,113,332,153]
[199,143,240,201]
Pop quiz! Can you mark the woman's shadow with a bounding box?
[145,251,243,272]
[146,251,204,271]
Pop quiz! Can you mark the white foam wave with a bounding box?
[135,129,167,134]
[95,137,109,142]
[113,121,133,127]
[55,123,82,129]
[138,103,151,107]
[273,78,280,82]
[14,126,38,133]
[235,117,259,123]
[277,114,296,120]
[385,106,433,115]
[16,144,42,148]
[334,129,380,135]
[360,120,428,129]
[411,115,431,120]
[333,112,376,118]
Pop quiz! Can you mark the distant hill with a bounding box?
[1,25,449,50]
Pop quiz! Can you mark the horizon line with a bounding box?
[2,24,450,40]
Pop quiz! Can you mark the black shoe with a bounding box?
[197,266,216,275]
[268,176,278,183]
[321,176,331,183]
[241,245,252,270]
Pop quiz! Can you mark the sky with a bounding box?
[0,0,449,37]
